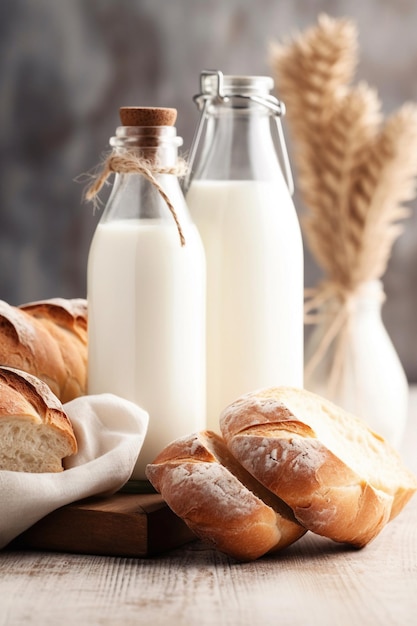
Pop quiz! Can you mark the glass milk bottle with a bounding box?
[87,107,206,485]
[185,71,304,431]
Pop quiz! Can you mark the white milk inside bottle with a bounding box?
[187,180,303,428]
[88,220,205,477]
[87,107,206,483]
[186,72,304,431]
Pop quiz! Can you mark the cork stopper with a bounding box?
[119,107,177,127]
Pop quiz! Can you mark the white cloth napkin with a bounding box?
[0,393,149,549]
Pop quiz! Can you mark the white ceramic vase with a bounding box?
[304,280,408,449]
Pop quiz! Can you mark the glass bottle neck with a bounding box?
[113,145,179,168]
[192,101,284,182]
[110,125,182,168]
[99,126,187,225]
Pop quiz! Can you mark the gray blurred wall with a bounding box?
[1,0,417,381]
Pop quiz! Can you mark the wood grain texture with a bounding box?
[1,498,416,626]
[12,493,196,557]
[1,388,416,626]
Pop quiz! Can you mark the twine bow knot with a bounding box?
[85,152,188,246]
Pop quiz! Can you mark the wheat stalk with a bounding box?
[303,83,382,287]
[351,104,417,285]
[270,14,417,293]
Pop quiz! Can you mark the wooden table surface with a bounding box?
[1,389,417,626]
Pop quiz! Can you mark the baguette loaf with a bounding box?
[0,366,77,472]
[220,386,417,548]
[0,298,87,403]
[146,430,306,561]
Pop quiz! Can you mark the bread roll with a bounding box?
[220,386,417,548]
[0,366,77,472]
[146,430,306,561]
[0,298,87,403]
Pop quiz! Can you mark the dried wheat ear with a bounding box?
[270,13,417,293]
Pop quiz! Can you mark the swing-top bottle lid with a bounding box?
[199,71,274,98]
[119,107,177,127]
[193,71,284,117]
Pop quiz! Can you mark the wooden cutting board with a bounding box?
[12,492,196,558]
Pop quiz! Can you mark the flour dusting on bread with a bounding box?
[220,386,417,547]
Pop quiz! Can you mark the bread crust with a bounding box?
[0,298,87,403]
[146,430,306,561]
[0,366,77,472]
[220,387,417,547]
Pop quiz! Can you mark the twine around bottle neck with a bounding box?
[85,151,188,246]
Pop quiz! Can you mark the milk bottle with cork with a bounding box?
[87,107,206,485]
[185,71,303,431]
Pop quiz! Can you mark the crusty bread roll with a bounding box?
[220,386,417,548]
[0,366,77,472]
[0,298,87,403]
[146,430,306,561]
